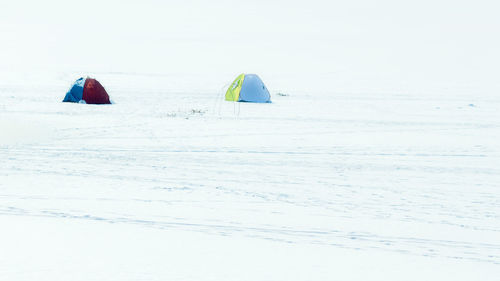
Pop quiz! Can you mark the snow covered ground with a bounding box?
[1,71,499,280]
[1,1,500,280]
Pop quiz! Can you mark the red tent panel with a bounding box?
[83,78,111,104]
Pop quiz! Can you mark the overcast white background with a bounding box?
[1,1,499,280]
[1,0,499,93]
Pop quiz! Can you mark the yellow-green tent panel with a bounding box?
[225,74,245,101]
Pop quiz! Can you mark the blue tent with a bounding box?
[225,74,271,103]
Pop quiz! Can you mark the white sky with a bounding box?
[1,0,499,93]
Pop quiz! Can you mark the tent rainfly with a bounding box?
[225,74,271,103]
[63,77,111,104]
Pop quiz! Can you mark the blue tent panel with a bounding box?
[239,74,271,103]
[63,77,85,103]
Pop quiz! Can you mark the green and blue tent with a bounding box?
[225,74,271,103]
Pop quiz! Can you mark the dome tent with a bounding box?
[225,74,271,103]
[63,77,111,104]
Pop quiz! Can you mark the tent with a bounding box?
[225,74,271,103]
[63,77,111,104]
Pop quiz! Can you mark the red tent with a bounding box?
[63,77,111,104]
